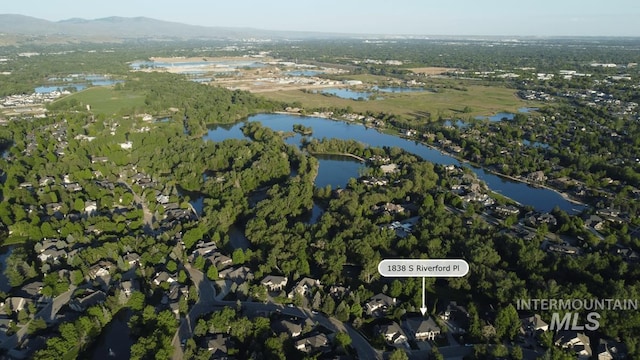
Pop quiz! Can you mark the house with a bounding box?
[120,280,139,297]
[439,301,470,334]
[219,266,254,284]
[90,156,109,164]
[204,334,233,359]
[37,248,66,263]
[274,319,302,338]
[554,331,592,360]
[207,253,232,269]
[597,338,627,360]
[365,293,396,316]
[548,243,580,255]
[404,316,441,341]
[372,203,405,215]
[294,333,330,353]
[88,261,113,280]
[584,215,605,231]
[494,205,520,217]
[614,245,639,262]
[261,275,288,292]
[124,252,141,267]
[288,277,321,299]
[1,297,34,313]
[84,201,98,215]
[153,271,176,286]
[519,314,549,336]
[69,290,106,312]
[20,282,44,299]
[527,170,547,183]
[380,163,399,174]
[378,322,408,345]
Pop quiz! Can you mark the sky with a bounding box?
[3,0,639,37]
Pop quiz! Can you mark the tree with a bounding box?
[495,304,520,341]
[335,331,352,348]
[335,301,350,322]
[206,265,218,280]
[389,349,409,360]
[232,248,245,264]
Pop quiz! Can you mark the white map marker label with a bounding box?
[378,259,469,277]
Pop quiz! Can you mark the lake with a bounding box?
[204,114,585,214]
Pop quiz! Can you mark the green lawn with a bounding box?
[260,82,539,121]
[52,87,146,115]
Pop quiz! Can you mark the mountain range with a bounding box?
[0,14,354,43]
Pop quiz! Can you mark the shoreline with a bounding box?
[214,111,590,212]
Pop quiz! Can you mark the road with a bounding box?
[0,285,76,351]
[118,177,154,234]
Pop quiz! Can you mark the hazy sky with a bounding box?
[3,0,639,37]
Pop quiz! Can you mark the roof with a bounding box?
[406,316,441,334]
[295,333,329,352]
[261,275,288,286]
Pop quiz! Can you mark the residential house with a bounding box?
[554,331,592,360]
[439,301,470,334]
[124,252,141,267]
[88,261,114,280]
[2,297,34,314]
[84,201,98,215]
[378,322,408,345]
[288,277,321,299]
[153,271,176,286]
[404,316,441,341]
[69,290,106,312]
[365,293,396,316]
[120,280,139,298]
[494,205,520,217]
[548,243,580,255]
[614,245,639,262]
[585,215,605,231]
[380,163,399,174]
[261,275,288,292]
[90,156,109,164]
[527,170,547,183]
[37,248,66,264]
[204,334,233,359]
[20,282,44,300]
[274,319,302,338]
[520,314,549,336]
[597,338,627,360]
[210,253,233,269]
[219,266,254,285]
[294,333,330,354]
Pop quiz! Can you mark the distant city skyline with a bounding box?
[3,0,639,37]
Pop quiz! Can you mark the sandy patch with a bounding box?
[409,67,459,75]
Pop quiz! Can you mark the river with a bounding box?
[203,113,585,214]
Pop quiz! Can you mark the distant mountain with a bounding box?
[0,14,352,42]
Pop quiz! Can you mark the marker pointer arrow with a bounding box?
[420,277,427,316]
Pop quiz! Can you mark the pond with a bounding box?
[204,114,585,214]
[286,70,324,77]
[35,84,87,93]
[373,86,426,93]
[316,88,375,100]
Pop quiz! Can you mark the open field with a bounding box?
[408,67,459,75]
[259,83,537,120]
[51,87,145,115]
